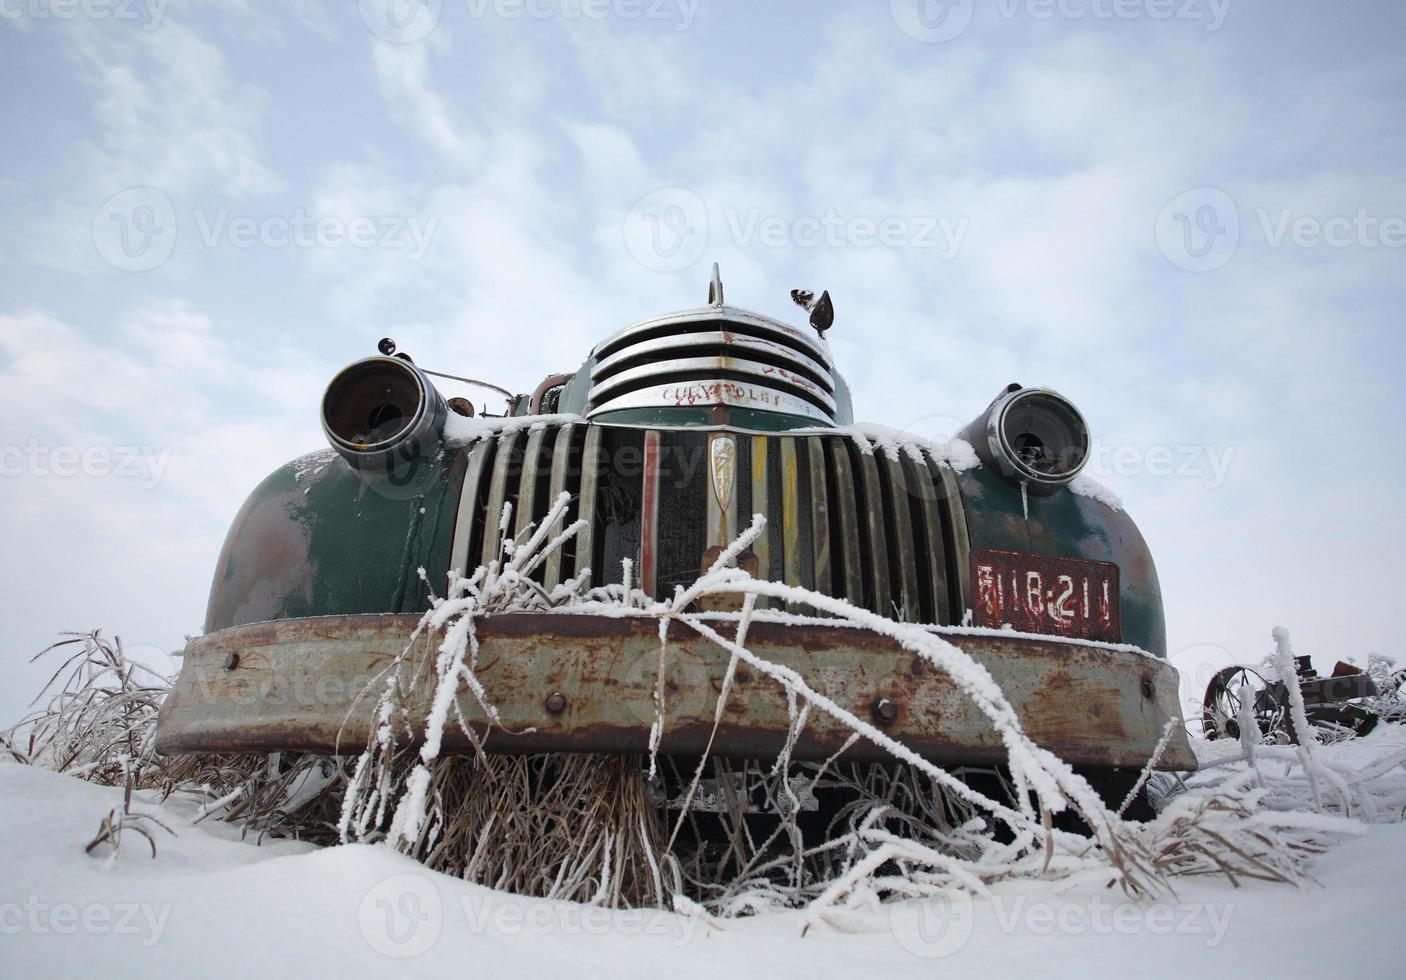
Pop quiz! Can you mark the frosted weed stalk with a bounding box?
[2,631,342,848]
[338,493,1365,922]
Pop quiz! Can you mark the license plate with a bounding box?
[971,549,1121,643]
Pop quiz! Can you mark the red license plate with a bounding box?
[971,549,1121,643]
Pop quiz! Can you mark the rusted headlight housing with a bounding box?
[321,356,446,471]
[960,385,1090,489]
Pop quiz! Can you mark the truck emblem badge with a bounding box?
[710,435,735,510]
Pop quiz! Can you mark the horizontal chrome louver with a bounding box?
[586,307,840,425]
[449,423,970,627]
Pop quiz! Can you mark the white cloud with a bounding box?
[69,19,282,197]
[371,36,484,170]
[14,16,282,274]
[0,303,329,724]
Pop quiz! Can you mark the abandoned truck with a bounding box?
[155,270,1196,791]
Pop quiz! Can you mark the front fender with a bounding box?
[204,448,466,632]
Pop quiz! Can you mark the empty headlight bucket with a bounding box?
[321,355,446,471]
[956,384,1091,489]
[987,386,1090,486]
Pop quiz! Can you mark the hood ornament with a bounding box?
[707,262,724,306]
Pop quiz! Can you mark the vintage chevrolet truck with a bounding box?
[156,270,1195,781]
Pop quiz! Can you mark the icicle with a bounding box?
[1021,480,1029,520]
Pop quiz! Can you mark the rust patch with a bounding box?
[156,612,1196,771]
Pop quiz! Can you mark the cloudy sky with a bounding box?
[1,0,1403,725]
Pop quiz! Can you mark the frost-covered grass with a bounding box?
[331,495,1381,921]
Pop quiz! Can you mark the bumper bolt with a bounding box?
[224,652,240,671]
[872,698,898,725]
[545,692,567,714]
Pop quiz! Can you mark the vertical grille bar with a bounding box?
[826,439,865,607]
[907,453,950,626]
[855,449,892,616]
[639,430,661,597]
[751,435,771,604]
[881,453,922,623]
[542,422,577,591]
[448,439,494,576]
[513,427,547,544]
[806,436,831,596]
[930,456,971,623]
[479,430,522,566]
[572,425,603,587]
[780,438,804,591]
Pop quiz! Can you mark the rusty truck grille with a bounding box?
[450,424,969,626]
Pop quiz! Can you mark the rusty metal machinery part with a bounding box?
[156,613,1196,771]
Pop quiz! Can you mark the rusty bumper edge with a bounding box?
[155,612,1197,771]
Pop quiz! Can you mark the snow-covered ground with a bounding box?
[4,747,1404,979]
